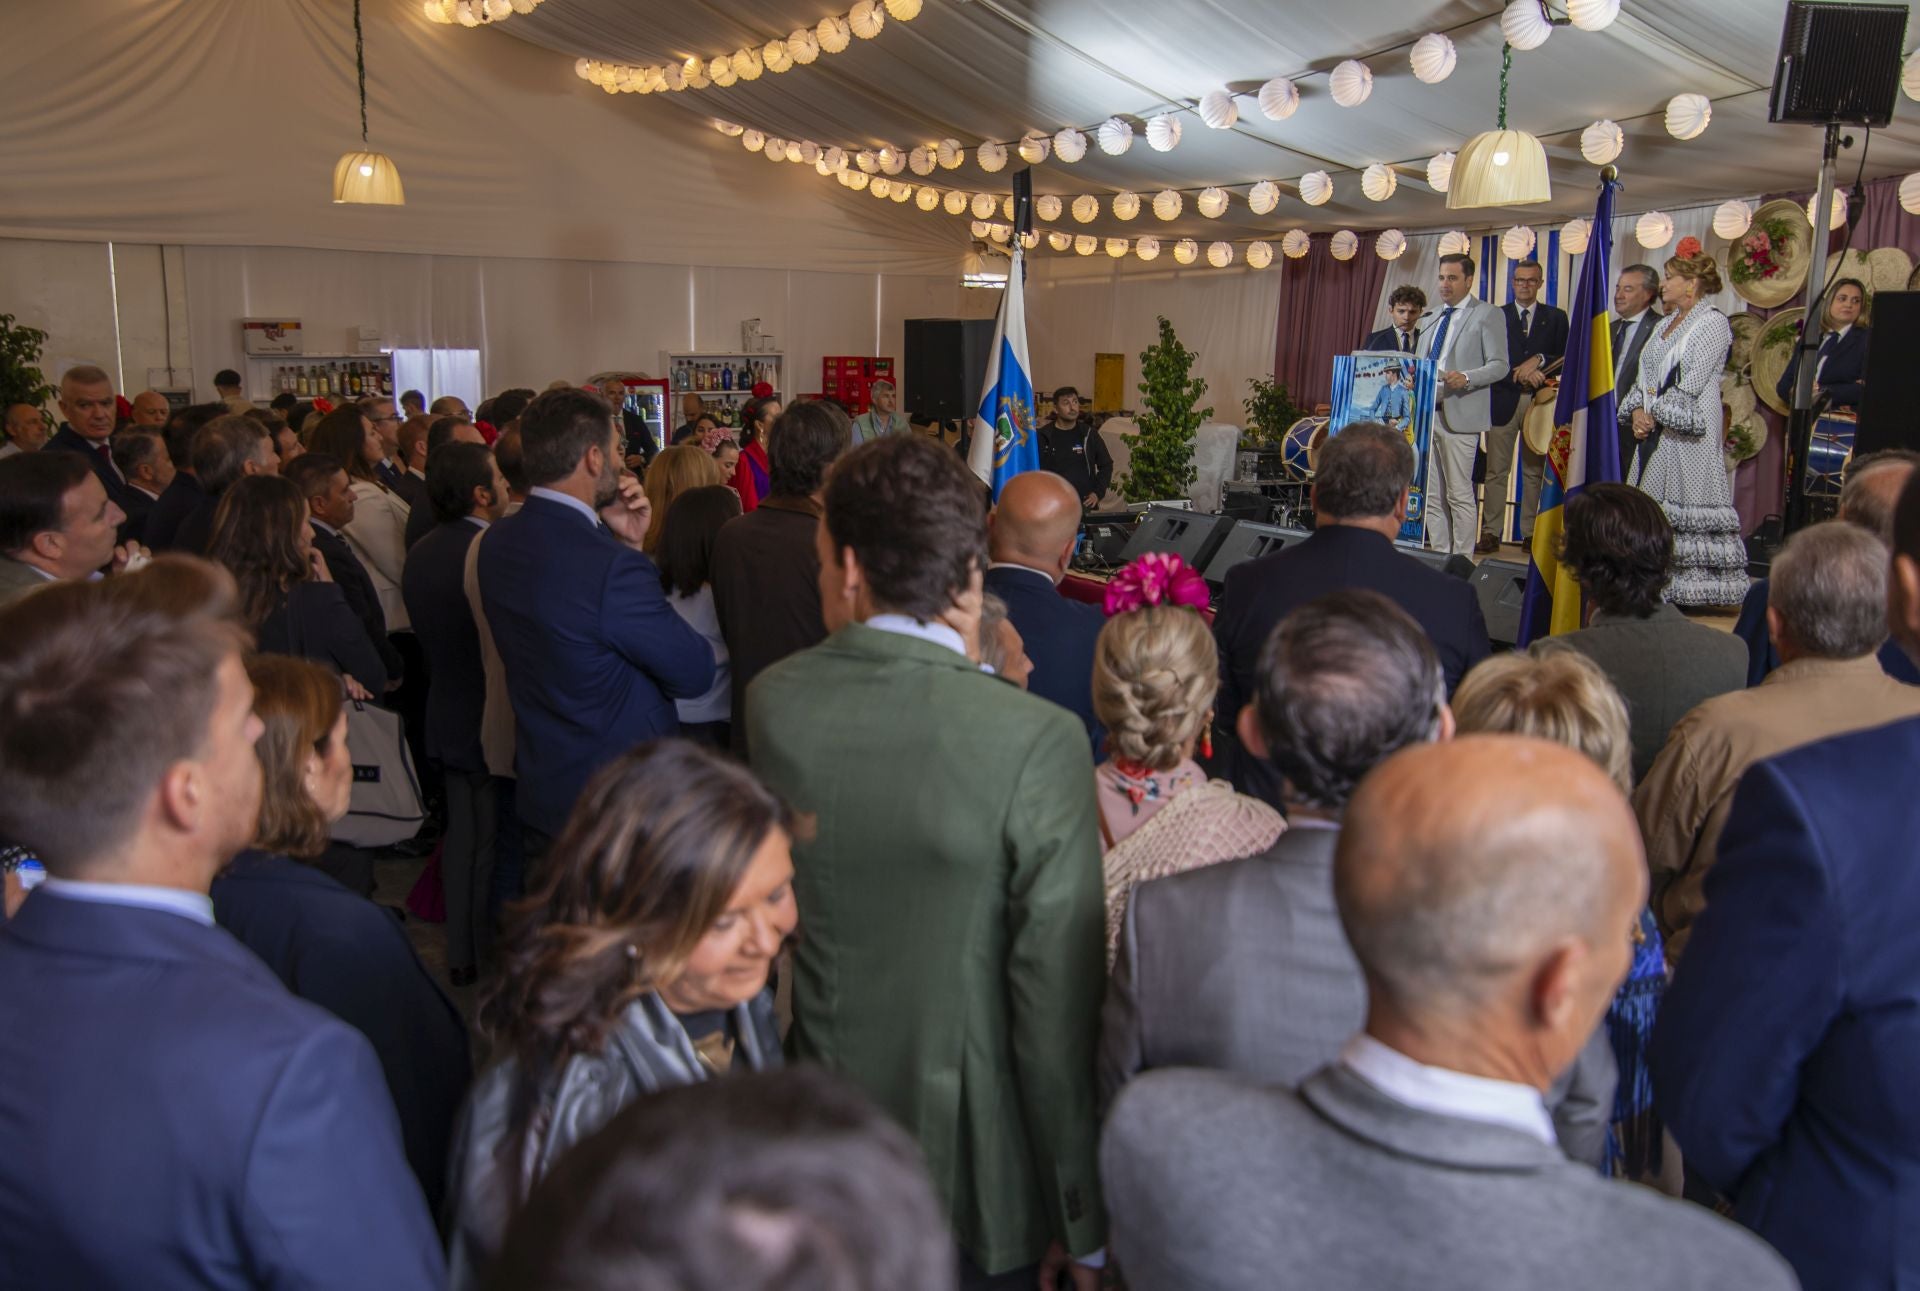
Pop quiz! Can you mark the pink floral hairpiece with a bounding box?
[1103,551,1210,617]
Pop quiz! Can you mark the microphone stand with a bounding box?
[1784,123,1848,533]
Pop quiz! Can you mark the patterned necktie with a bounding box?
[1519,307,1531,336]
[1427,306,1455,363]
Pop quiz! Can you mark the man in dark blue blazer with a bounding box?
[986,470,1106,751]
[1359,284,1426,354]
[44,364,137,524]
[1774,278,1869,412]
[1481,261,1570,552]
[403,441,509,985]
[0,569,443,1290]
[1212,422,1489,807]
[1653,468,1920,1291]
[478,388,715,848]
[288,451,406,691]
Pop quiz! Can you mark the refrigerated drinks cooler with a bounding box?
[611,377,669,458]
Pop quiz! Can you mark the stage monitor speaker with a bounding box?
[1856,291,1920,458]
[1398,543,1478,581]
[904,318,996,424]
[1120,506,1237,574]
[1769,1,1907,126]
[1470,558,1530,650]
[1202,522,1310,584]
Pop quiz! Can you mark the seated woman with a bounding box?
[1774,276,1869,413]
[445,740,797,1291]
[656,484,741,748]
[210,653,472,1214]
[207,473,387,697]
[1093,554,1284,965]
[1452,649,1674,1191]
[641,445,727,554]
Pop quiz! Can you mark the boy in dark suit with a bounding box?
[1360,285,1426,354]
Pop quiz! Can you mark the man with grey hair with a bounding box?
[1103,736,1796,1291]
[0,403,47,458]
[1612,265,1662,475]
[849,378,907,445]
[1637,519,1920,962]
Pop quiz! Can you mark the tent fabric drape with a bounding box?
[1275,233,1388,409]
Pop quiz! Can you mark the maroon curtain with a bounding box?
[1274,232,1389,410]
[1734,172,1920,529]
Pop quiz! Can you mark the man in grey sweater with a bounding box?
[1102,736,1798,1291]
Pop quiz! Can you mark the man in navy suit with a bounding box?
[1610,265,1663,478]
[478,388,715,852]
[1359,285,1425,354]
[287,451,405,692]
[1651,467,1920,1291]
[1480,261,1571,552]
[44,364,136,521]
[1211,422,1489,808]
[0,568,443,1290]
[403,441,509,987]
[985,470,1106,751]
[1774,277,1869,413]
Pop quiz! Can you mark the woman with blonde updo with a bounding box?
[1617,249,1746,607]
[1092,557,1285,963]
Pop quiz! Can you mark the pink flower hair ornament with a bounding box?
[1103,551,1211,617]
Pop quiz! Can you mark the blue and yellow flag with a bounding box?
[1516,179,1623,646]
[966,249,1038,499]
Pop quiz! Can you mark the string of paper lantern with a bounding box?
[422,0,543,26]
[566,0,923,95]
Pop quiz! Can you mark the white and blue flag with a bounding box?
[967,250,1038,498]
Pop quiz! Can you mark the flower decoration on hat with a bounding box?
[1103,552,1211,617]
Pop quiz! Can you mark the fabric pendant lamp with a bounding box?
[332,0,405,205]
[1446,42,1548,210]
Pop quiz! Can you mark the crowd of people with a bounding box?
[0,325,1914,1291]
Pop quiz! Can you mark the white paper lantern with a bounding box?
[1712,199,1753,240]
[1197,187,1229,218]
[1439,229,1471,256]
[1282,229,1312,258]
[1071,194,1099,223]
[1906,50,1920,101]
[662,62,687,91]
[1580,119,1624,165]
[1173,239,1199,265]
[1035,194,1063,221]
[483,0,511,21]
[876,145,902,175]
[758,138,784,162]
[1098,117,1134,156]
[816,157,836,176]
[1502,225,1538,258]
[713,119,744,137]
[1427,151,1455,194]
[988,224,1010,243]
[1019,230,1040,249]
[1567,0,1620,30]
[971,192,997,219]
[1562,217,1590,255]
[429,3,456,25]
[1330,60,1373,107]
[943,189,969,214]
[1106,238,1131,258]
[908,146,935,176]
[1257,77,1299,121]
[1665,93,1712,140]
[1112,192,1141,221]
[710,58,738,87]
[1206,241,1234,268]
[788,29,819,63]
[849,0,885,39]
[1136,236,1162,261]
[1018,132,1050,165]
[508,0,537,13]
[817,14,851,53]
[763,39,792,73]
[1330,230,1359,261]
[916,186,940,211]
[1410,33,1457,84]
[731,48,762,80]
[1074,234,1098,256]
[1146,115,1183,152]
[1376,229,1408,261]
[1361,164,1397,202]
[1152,190,1183,221]
[1048,231,1072,252]
[1299,171,1333,206]
[1900,172,1920,215]
[870,178,891,198]
[1807,188,1847,231]
[454,2,479,27]
[885,0,923,19]
[1247,181,1280,216]
[741,129,768,154]
[1246,240,1274,269]
[1001,195,1015,220]
[891,183,913,203]
[937,139,965,170]
[683,56,709,88]
[1634,211,1673,249]
[1200,90,1239,130]
[976,141,1007,173]
[845,170,869,191]
[855,150,878,173]
[1502,0,1553,50]
[1053,128,1088,163]
[798,141,821,165]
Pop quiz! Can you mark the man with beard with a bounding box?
[476,389,714,861]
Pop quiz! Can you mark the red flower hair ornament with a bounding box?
[1675,235,1703,260]
[312,397,336,415]
[1103,551,1210,617]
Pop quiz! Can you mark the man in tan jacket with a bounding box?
[1636,520,1920,962]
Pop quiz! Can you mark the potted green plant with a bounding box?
[1120,316,1212,503]
[1241,373,1301,477]
[0,314,55,415]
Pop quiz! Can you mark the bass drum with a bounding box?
[1282,415,1330,481]
[1805,413,1856,501]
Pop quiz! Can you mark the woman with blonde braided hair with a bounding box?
[1092,553,1285,964]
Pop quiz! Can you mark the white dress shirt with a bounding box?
[864,612,968,658]
[1340,1033,1557,1146]
[37,877,215,926]
[527,486,601,530]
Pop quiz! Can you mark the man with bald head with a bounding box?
[0,404,46,458]
[1103,735,1795,1291]
[128,390,171,428]
[985,470,1105,748]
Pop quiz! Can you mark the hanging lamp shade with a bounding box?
[1245,240,1274,269]
[1111,191,1141,220]
[1281,229,1312,258]
[1035,194,1063,221]
[332,150,404,204]
[1247,180,1280,215]
[1330,230,1359,261]
[1447,128,1550,209]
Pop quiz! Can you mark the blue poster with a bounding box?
[1329,350,1436,546]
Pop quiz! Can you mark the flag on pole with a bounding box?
[1516,178,1623,647]
[967,250,1039,498]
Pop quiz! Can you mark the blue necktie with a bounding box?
[1427,306,1455,362]
[1400,330,1413,354]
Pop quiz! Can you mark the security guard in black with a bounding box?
[1036,386,1113,509]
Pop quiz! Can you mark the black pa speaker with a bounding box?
[1399,543,1478,581]
[1470,558,1530,650]
[1119,506,1237,573]
[1202,522,1310,584]
[1769,2,1908,126]
[1856,291,1920,458]
[904,318,996,424]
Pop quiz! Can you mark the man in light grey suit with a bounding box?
[1102,736,1797,1291]
[1104,590,1614,1167]
[1418,253,1509,556]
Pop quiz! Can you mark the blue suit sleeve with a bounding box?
[243,1023,445,1290]
[600,550,717,700]
[1650,757,1844,1197]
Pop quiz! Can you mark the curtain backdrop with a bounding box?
[1275,232,1387,409]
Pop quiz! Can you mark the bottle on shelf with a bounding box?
[720,361,733,392]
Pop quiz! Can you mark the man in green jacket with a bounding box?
[748,434,1106,1289]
